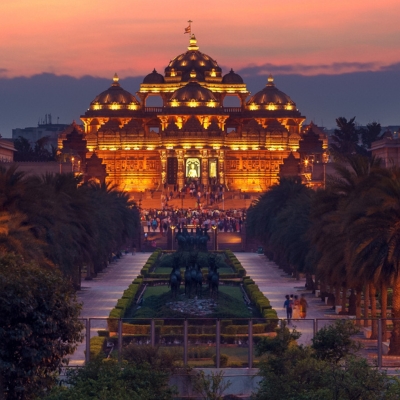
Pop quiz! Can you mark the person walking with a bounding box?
[283,294,293,322]
[299,294,309,319]
[293,295,300,319]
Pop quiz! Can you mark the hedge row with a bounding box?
[108,277,144,331]
[243,277,278,320]
[224,250,246,277]
[140,250,161,276]
[90,336,106,358]
[119,322,274,335]
[108,333,268,345]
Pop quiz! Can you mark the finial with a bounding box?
[267,74,274,86]
[113,73,119,83]
[188,34,199,50]
[152,68,157,73]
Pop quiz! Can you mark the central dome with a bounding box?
[165,35,222,82]
[168,81,218,106]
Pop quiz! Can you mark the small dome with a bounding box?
[247,75,295,108]
[143,69,164,84]
[169,81,218,105]
[91,74,139,106]
[222,69,243,84]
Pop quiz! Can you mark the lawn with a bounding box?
[125,285,259,319]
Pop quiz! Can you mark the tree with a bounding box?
[344,167,400,354]
[329,117,364,160]
[0,254,83,399]
[359,122,382,150]
[43,357,176,400]
[253,321,400,400]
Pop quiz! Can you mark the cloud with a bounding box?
[0,68,8,74]
[236,62,400,76]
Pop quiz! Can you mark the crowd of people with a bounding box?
[141,207,246,236]
[161,179,226,209]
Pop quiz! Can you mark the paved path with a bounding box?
[68,253,149,366]
[235,253,335,345]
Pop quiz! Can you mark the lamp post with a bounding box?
[170,223,176,251]
[211,224,217,251]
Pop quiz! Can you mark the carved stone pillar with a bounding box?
[159,149,167,184]
[201,149,209,186]
[218,149,225,185]
[176,149,185,189]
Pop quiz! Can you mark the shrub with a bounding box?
[212,353,229,367]
[90,336,105,358]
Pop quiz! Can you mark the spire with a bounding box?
[267,74,274,86]
[112,73,120,86]
[188,34,199,50]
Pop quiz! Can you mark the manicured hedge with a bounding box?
[90,336,106,358]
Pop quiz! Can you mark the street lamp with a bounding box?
[211,224,217,251]
[170,223,176,251]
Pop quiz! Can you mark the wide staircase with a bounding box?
[130,189,260,210]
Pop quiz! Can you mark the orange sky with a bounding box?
[1,0,400,78]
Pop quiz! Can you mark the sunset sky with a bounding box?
[2,0,400,78]
[1,0,400,136]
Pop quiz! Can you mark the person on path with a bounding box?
[283,294,293,322]
[293,295,300,319]
[299,294,309,319]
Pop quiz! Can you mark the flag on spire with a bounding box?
[184,25,191,34]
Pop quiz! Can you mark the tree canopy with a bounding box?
[0,254,83,399]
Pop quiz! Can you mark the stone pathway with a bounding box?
[234,253,335,345]
[68,253,149,366]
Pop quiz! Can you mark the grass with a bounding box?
[154,266,234,274]
[125,285,260,320]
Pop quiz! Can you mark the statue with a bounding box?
[188,163,198,178]
[207,255,219,299]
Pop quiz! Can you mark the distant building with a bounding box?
[0,138,16,162]
[12,116,71,150]
[371,130,400,167]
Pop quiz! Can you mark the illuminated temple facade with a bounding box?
[59,35,327,192]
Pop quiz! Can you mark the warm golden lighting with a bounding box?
[146,147,154,150]
[124,147,131,150]
[249,103,258,111]
[189,100,199,107]
[110,147,117,151]
[267,104,276,111]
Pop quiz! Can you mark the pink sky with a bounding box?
[1,0,400,78]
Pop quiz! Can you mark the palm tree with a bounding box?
[345,167,400,354]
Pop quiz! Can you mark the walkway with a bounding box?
[235,253,335,345]
[68,253,149,366]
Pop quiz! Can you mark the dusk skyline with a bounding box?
[1,0,400,136]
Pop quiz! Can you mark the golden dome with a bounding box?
[222,69,244,84]
[247,75,296,110]
[90,74,139,107]
[168,81,218,106]
[143,69,164,84]
[165,35,222,82]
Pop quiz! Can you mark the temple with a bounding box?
[58,34,327,193]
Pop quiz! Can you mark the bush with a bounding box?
[90,336,105,358]
[212,353,229,367]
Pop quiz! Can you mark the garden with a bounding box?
[91,249,278,367]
